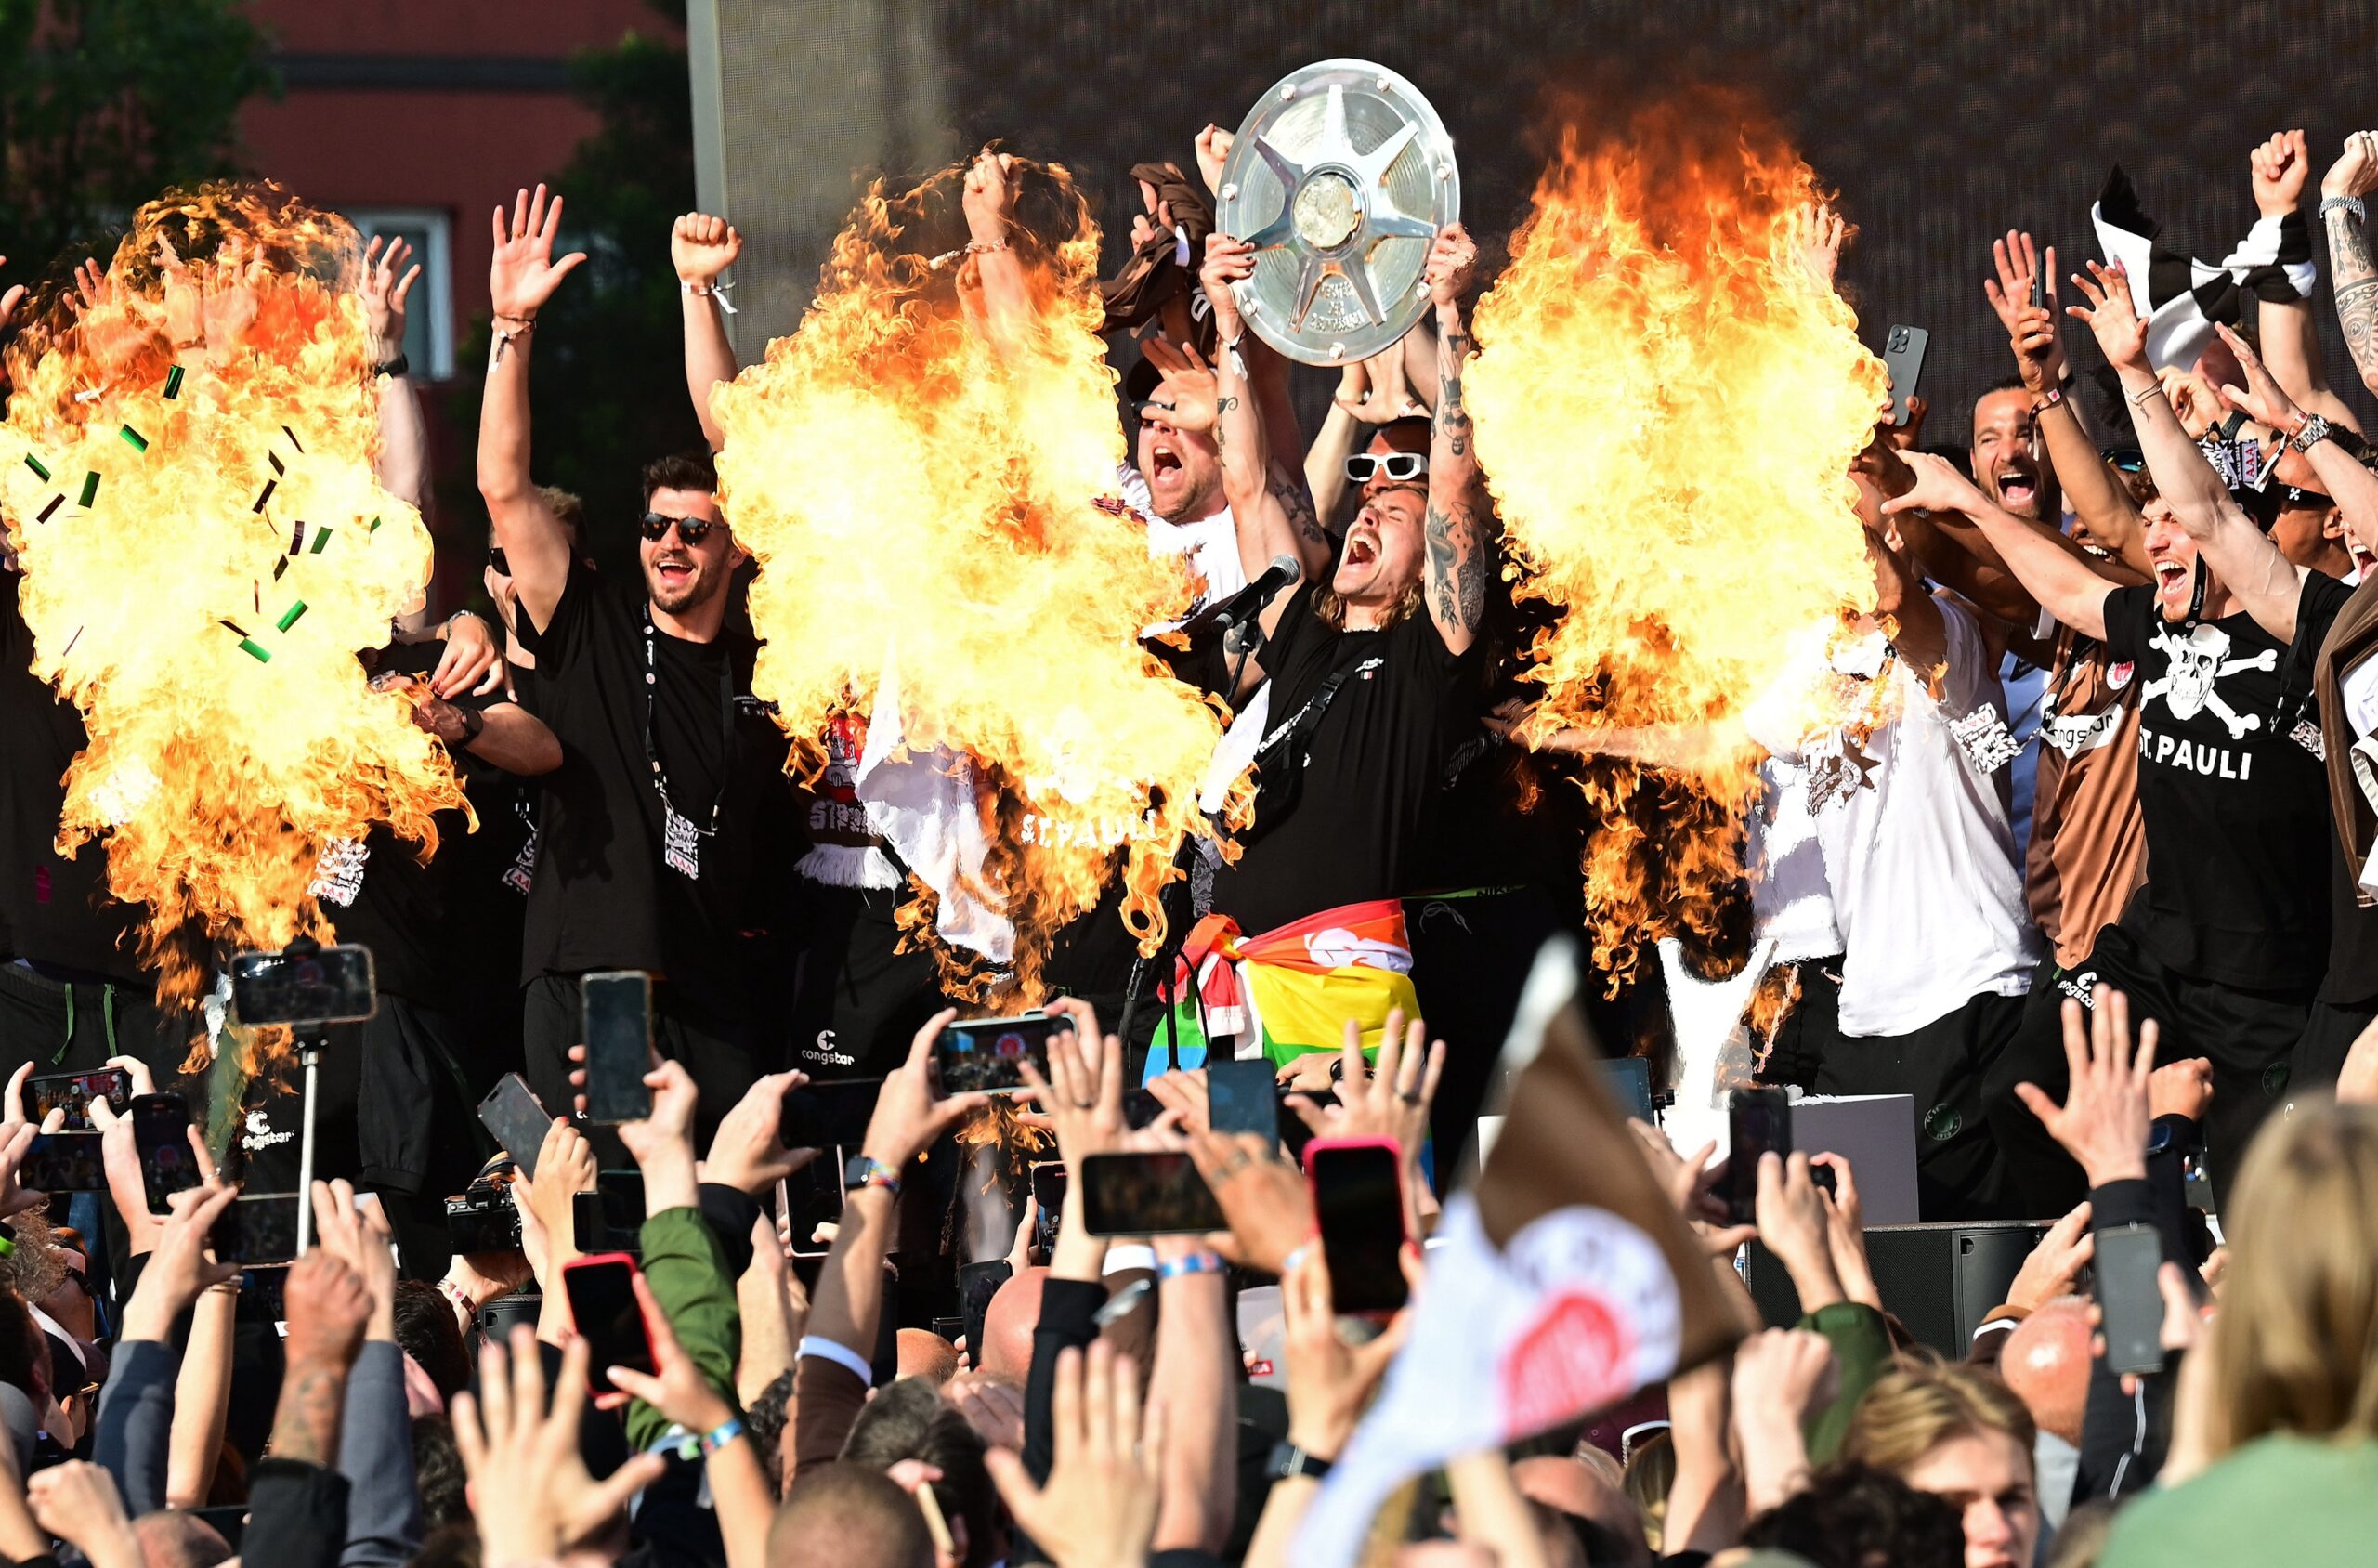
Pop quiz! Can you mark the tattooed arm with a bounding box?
[1422,225,1489,657]
[270,1252,373,1466]
[2321,132,2378,397]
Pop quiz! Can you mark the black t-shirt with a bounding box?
[516,560,792,1018]
[0,571,143,980]
[1206,585,1482,934]
[316,643,540,1013]
[2103,575,2350,990]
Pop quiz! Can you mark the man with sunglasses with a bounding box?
[479,182,794,1132]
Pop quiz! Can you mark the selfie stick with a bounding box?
[294,1024,326,1254]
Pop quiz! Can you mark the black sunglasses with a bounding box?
[2101,446,2146,474]
[486,546,510,576]
[1344,451,1428,484]
[639,512,719,545]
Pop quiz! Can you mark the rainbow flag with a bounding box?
[1146,899,1421,1077]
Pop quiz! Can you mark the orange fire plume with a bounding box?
[0,184,459,1017]
[713,155,1235,1000]
[1470,89,1886,989]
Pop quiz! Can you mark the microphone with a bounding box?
[1209,554,1302,631]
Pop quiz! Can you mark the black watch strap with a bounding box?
[1266,1441,1334,1483]
[375,351,410,378]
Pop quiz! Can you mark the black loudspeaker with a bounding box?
[1745,1222,2049,1358]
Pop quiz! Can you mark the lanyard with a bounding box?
[642,608,737,842]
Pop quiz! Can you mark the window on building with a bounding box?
[346,207,454,380]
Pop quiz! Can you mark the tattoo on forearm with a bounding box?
[2328,211,2378,385]
[1425,497,1487,633]
[269,1365,346,1467]
[1268,464,1326,546]
[1435,330,1474,460]
[1216,396,1240,413]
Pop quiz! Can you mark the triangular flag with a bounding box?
[1295,937,1746,1563]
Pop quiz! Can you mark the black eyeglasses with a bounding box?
[486,546,510,577]
[639,512,719,545]
[1343,451,1429,484]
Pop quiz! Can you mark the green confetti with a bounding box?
[275,600,307,633]
[367,515,382,533]
[118,425,147,453]
[163,365,184,399]
[22,454,48,481]
[237,638,272,663]
[76,473,98,508]
[308,526,333,555]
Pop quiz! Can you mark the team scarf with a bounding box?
[2089,164,2315,372]
[1146,898,1419,1075]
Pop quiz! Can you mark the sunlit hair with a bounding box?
[1316,577,1426,633]
[2116,464,2158,506]
[2203,1097,2378,1457]
[1839,1360,2036,1478]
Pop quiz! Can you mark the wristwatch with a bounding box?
[2291,413,2337,452]
[843,1154,901,1196]
[1266,1441,1334,1483]
[459,707,486,744]
[374,351,410,378]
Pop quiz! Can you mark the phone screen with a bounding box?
[934,1013,1059,1095]
[1725,1089,1791,1225]
[781,1079,881,1151]
[22,1132,106,1193]
[1029,1161,1066,1257]
[581,972,653,1125]
[26,1068,132,1131]
[2096,1222,2166,1376]
[212,1192,302,1264]
[230,943,376,1026]
[1078,1151,1224,1235]
[1308,1141,1409,1315]
[1208,1059,1280,1143]
[778,1159,845,1258]
[477,1074,553,1179]
[572,1172,647,1257]
[563,1256,656,1394]
[1597,1058,1654,1123]
[131,1092,199,1215]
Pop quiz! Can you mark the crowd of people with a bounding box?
[7,90,2378,1567]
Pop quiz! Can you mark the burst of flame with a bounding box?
[0,184,460,1021]
[1469,91,1886,989]
[713,156,1235,1000]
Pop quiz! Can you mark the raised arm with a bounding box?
[673,213,743,452]
[960,150,1036,357]
[477,184,586,634]
[2069,261,2308,641]
[1199,234,1333,597]
[1983,230,2153,580]
[2248,130,2360,429]
[360,235,433,634]
[1423,225,1490,657]
[2319,131,2378,398]
[2212,320,2378,564]
[1883,451,2115,642]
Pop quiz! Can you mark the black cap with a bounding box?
[1121,354,1163,408]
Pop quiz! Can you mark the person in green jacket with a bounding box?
[2099,1098,2378,1568]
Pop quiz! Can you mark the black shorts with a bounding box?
[1983,922,2310,1214]
[1817,987,2028,1222]
[2290,996,2378,1095]
[783,882,952,1080]
[1756,954,1845,1094]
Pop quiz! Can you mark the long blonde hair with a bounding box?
[1839,1360,2035,1478]
[2203,1098,2378,1457]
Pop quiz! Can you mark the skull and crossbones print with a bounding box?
[2144,622,2277,739]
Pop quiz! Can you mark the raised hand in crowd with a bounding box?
[984,1341,1164,1568]
[451,1331,665,1564]
[1809,1152,1881,1313]
[1285,1011,1445,1233]
[1193,123,1233,195]
[272,1248,375,1467]
[118,1182,241,1343]
[604,1271,774,1568]
[25,1460,140,1568]
[675,210,744,449]
[1140,334,1220,436]
[1982,229,2066,393]
[2149,1056,2214,1125]
[512,1115,597,1290]
[2250,126,2313,219]
[2066,259,2150,374]
[2002,1200,2096,1316]
[1627,1118,1757,1254]
[1731,1328,1838,1514]
[311,1178,399,1342]
[673,210,743,289]
[1757,1151,1845,1313]
[620,1056,703,1213]
[360,232,421,365]
[489,182,585,325]
[1186,1130,1313,1274]
[703,1068,814,1196]
[2014,986,2157,1189]
[1792,200,1848,288]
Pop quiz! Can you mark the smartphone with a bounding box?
[571,1171,647,1258]
[581,971,653,1125]
[477,1074,554,1180]
[131,1092,200,1215]
[211,1192,302,1265]
[777,1160,845,1259]
[1029,1161,1066,1258]
[21,1131,106,1193]
[1121,1087,1164,1130]
[1724,1088,1791,1225]
[2096,1222,2166,1376]
[229,942,376,1026]
[2029,266,2045,312]
[1078,1150,1225,1235]
[934,1013,1060,1095]
[561,1253,658,1394]
[781,1079,881,1150]
[1881,324,1930,426]
[1597,1058,1654,1124]
[241,1265,288,1323]
[26,1067,132,1131]
[1306,1137,1410,1315]
[930,1315,964,1344]
[1208,1059,1281,1144]
[478,1292,541,1343]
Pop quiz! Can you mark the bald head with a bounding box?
[2001,1296,2093,1446]
[980,1267,1047,1382]
[133,1510,231,1568]
[895,1328,960,1385]
[768,1462,933,1568]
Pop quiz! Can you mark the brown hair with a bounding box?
[1315,577,1427,633]
[534,485,587,552]
[641,451,719,507]
[2202,1098,2378,1457]
[1839,1361,2036,1479]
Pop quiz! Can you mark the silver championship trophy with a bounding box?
[1213,59,1460,366]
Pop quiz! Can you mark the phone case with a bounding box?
[560,1252,657,1390]
[1300,1133,1404,1174]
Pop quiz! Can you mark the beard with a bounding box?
[647,558,717,615]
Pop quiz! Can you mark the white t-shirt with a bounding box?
[1747,755,1842,964]
[1118,464,1246,634]
[1752,599,2041,1037]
